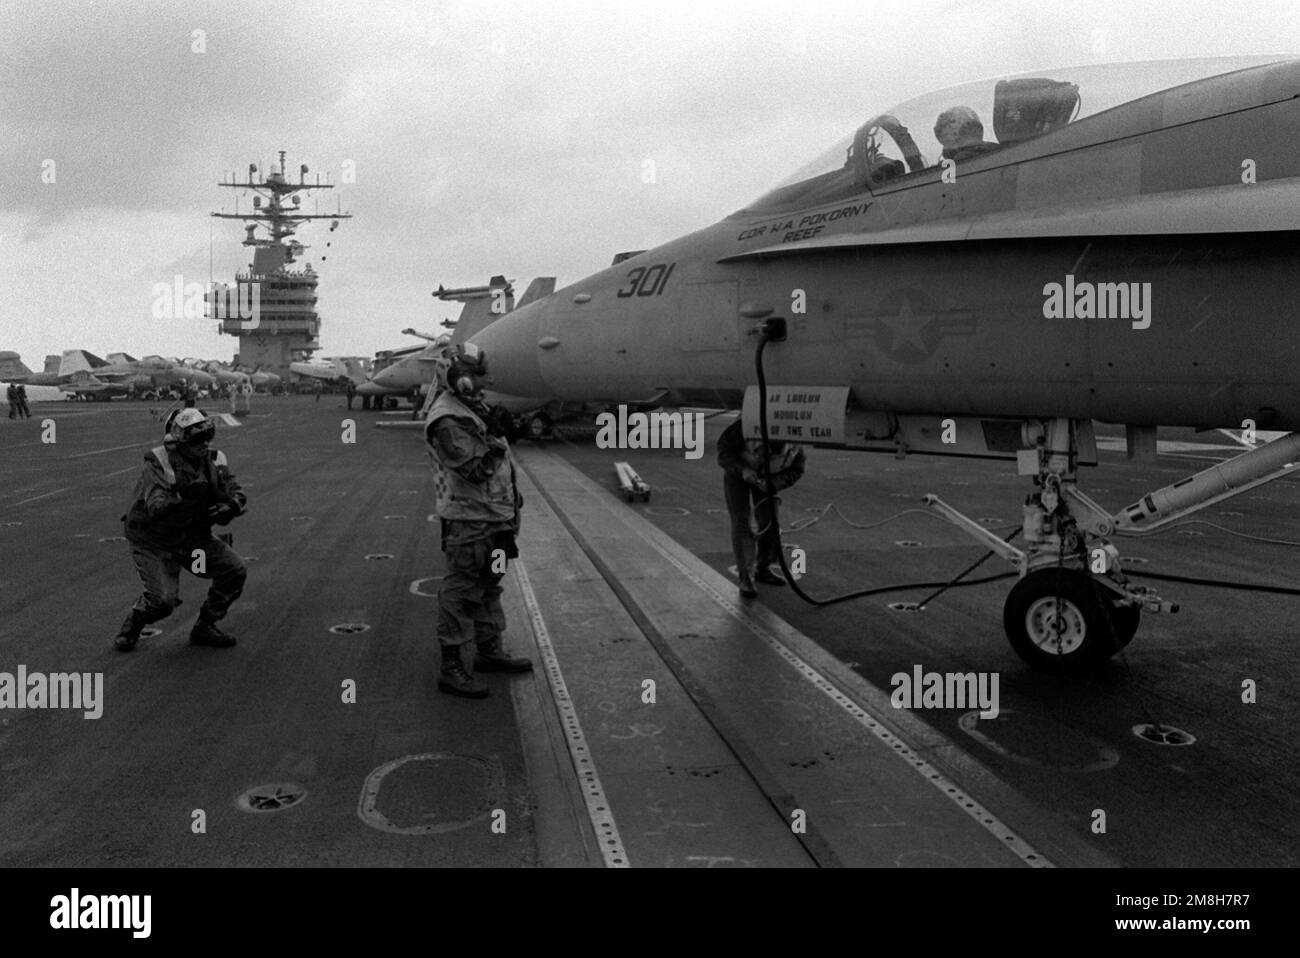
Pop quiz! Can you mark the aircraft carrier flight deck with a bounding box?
[1,396,1294,869]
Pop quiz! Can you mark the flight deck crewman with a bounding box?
[718,418,806,597]
[424,343,532,698]
[113,408,247,651]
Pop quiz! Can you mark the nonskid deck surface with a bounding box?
[539,415,1300,868]
[0,399,1294,866]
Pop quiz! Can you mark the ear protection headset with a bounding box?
[447,343,489,397]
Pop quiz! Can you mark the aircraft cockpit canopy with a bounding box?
[738,56,1290,216]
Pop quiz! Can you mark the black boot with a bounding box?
[113,610,148,652]
[190,614,237,648]
[439,645,489,697]
[473,637,533,673]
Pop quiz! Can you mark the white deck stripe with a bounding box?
[513,559,629,868]
[559,459,1055,868]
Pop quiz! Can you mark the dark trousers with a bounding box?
[437,536,507,648]
[18,400,30,418]
[129,537,247,623]
[724,474,781,576]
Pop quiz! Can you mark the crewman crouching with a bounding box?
[114,408,247,651]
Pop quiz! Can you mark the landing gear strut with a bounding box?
[928,417,1169,674]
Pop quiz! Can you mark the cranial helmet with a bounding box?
[165,407,216,445]
[446,342,489,397]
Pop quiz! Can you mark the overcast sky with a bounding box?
[1,0,1296,365]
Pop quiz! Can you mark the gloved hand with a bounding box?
[742,468,760,485]
[181,480,213,502]
[485,404,515,439]
[208,500,241,526]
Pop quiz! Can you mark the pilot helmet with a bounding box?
[934,105,983,147]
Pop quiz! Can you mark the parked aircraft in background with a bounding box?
[288,356,369,389]
[0,351,63,386]
[359,276,517,404]
[2,349,216,399]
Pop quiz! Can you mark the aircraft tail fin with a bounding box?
[43,354,60,374]
[58,350,107,377]
[342,358,369,384]
[0,351,35,381]
[516,277,557,309]
[106,352,136,365]
[448,276,514,345]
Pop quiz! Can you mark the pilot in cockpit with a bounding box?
[933,105,1000,163]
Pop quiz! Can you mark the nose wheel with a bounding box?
[527,412,552,440]
[1003,568,1139,674]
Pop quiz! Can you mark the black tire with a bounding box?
[1003,568,1133,674]
[1098,597,1140,650]
[527,413,550,440]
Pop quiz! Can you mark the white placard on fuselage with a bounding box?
[741,386,849,444]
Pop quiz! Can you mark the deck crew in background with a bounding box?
[424,343,532,698]
[114,408,247,651]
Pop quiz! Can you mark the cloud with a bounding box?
[1,0,1296,364]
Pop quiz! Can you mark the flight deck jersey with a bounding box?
[122,444,246,551]
[424,391,520,526]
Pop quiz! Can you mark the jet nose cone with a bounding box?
[373,367,401,389]
[470,305,546,399]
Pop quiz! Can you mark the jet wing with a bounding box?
[718,179,1300,262]
[60,372,125,395]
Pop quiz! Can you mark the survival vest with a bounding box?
[424,391,519,523]
[149,445,229,486]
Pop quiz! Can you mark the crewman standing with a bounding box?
[5,383,16,419]
[717,418,805,597]
[113,408,248,651]
[15,384,31,418]
[424,343,532,698]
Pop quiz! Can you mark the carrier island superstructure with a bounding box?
[208,151,350,379]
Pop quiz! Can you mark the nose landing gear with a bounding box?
[928,417,1171,674]
[1003,567,1141,674]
